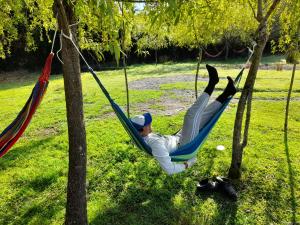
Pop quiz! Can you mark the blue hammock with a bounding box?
[88,67,244,162]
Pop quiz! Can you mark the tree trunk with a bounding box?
[228,0,282,179]
[284,63,296,134]
[123,56,130,117]
[228,23,268,179]
[195,46,202,99]
[120,3,130,118]
[55,1,88,224]
[155,48,158,65]
[225,39,229,61]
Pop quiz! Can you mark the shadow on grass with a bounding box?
[0,178,64,225]
[90,184,182,225]
[284,130,297,224]
[196,192,238,224]
[0,74,63,91]
[0,137,55,169]
[90,182,239,225]
[202,147,218,177]
[89,146,239,225]
[0,137,65,225]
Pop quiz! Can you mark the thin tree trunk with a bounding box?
[195,46,202,99]
[228,0,281,179]
[284,63,296,133]
[228,24,268,179]
[120,3,130,118]
[225,39,229,61]
[155,48,158,65]
[54,1,87,224]
[123,56,130,117]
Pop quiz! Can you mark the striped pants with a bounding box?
[178,92,222,146]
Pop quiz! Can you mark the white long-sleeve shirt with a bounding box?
[143,133,186,175]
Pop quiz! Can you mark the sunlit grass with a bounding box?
[0,57,299,225]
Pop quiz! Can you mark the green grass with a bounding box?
[0,57,299,225]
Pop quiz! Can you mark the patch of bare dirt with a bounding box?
[24,126,61,138]
[0,70,36,82]
[127,75,299,116]
[129,74,209,90]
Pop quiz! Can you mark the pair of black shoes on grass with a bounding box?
[196,176,238,201]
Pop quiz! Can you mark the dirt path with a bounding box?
[129,74,208,90]
[127,75,299,116]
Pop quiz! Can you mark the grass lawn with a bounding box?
[0,57,299,225]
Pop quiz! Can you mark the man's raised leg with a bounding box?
[198,76,237,129]
[179,65,219,145]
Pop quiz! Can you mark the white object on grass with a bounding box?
[216,145,225,151]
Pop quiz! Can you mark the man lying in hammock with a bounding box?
[130,65,236,175]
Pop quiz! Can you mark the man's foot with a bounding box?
[216,76,237,103]
[204,64,219,95]
[224,76,236,96]
[206,64,219,85]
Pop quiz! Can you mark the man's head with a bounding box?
[130,113,152,136]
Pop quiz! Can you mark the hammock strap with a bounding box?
[61,31,92,69]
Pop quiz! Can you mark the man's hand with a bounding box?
[184,162,189,169]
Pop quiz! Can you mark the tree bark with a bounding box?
[228,0,281,179]
[228,23,268,179]
[225,39,229,61]
[54,1,88,224]
[195,46,202,99]
[284,63,297,134]
[123,55,130,117]
[155,47,158,65]
[120,3,130,118]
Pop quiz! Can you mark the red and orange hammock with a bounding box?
[0,53,54,158]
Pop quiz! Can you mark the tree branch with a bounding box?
[242,89,253,148]
[55,0,71,36]
[261,0,281,24]
[192,17,199,45]
[254,0,282,38]
[247,0,258,21]
[257,0,263,21]
[297,17,300,44]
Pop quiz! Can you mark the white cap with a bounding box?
[130,113,152,130]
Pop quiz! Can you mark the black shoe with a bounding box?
[196,178,218,192]
[224,76,237,96]
[214,176,238,201]
[216,76,237,103]
[206,64,219,85]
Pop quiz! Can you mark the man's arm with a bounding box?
[150,139,195,175]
